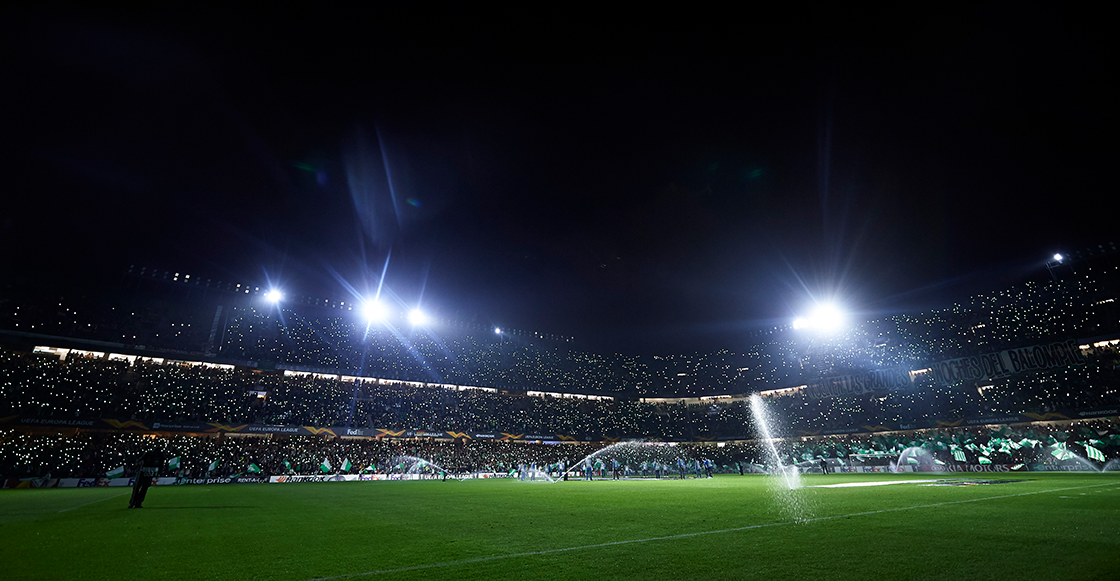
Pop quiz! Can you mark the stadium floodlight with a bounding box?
[1053,253,1063,262]
[812,304,844,331]
[494,327,501,334]
[361,299,388,322]
[793,303,845,332]
[264,289,283,303]
[408,308,428,326]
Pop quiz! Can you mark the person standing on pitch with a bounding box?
[819,457,828,475]
[128,449,165,508]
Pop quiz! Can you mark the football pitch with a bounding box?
[3,473,1118,580]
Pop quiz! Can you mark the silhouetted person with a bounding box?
[129,449,165,508]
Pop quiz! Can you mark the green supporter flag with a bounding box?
[207,459,220,472]
[953,449,967,462]
[1084,445,1106,462]
[341,458,352,472]
[168,456,181,470]
[1051,444,1075,461]
[247,463,262,474]
[320,458,332,473]
[106,465,125,478]
[907,456,919,464]
[978,456,992,465]
[283,459,293,471]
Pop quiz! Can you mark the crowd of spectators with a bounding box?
[1,343,1118,441]
[761,343,1120,434]
[2,419,1116,480]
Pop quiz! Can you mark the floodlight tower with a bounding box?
[1046,253,1064,282]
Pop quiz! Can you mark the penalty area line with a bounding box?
[303,480,1118,581]
[59,492,130,513]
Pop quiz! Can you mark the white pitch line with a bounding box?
[302,480,1118,581]
[810,479,935,488]
[59,492,130,513]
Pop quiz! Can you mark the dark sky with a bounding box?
[4,11,1113,354]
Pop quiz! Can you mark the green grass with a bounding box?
[2,473,1119,580]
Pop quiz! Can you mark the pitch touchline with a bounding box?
[302,481,1118,581]
[59,492,130,513]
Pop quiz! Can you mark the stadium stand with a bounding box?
[1,251,1118,482]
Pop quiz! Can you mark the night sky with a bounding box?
[4,12,1113,354]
